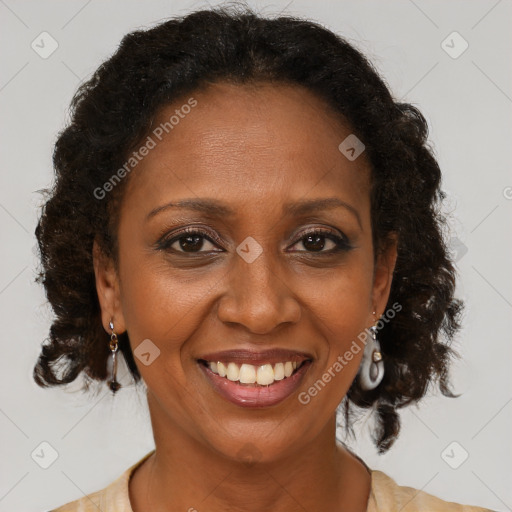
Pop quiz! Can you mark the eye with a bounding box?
[156,226,351,255]
[157,227,224,254]
[289,228,351,253]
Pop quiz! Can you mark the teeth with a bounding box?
[256,364,274,385]
[206,360,304,386]
[239,364,256,384]
[273,362,285,380]
[226,362,239,381]
[217,361,227,377]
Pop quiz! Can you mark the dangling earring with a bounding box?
[108,318,121,394]
[358,312,384,390]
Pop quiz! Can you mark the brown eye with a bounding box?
[158,228,223,254]
[174,234,212,252]
[289,229,351,253]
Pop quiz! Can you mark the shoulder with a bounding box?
[49,484,108,512]
[48,450,155,512]
[367,470,495,512]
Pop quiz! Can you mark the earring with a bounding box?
[358,313,384,390]
[108,318,121,394]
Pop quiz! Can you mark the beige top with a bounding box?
[50,449,493,511]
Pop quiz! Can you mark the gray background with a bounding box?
[0,0,511,511]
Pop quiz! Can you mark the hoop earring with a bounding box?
[358,315,384,390]
[108,318,121,394]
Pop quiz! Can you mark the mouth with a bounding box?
[197,348,313,408]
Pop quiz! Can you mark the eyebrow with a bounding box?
[146,197,362,228]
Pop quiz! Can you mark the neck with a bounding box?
[130,396,371,512]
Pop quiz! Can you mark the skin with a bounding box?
[93,81,397,511]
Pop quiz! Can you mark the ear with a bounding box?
[371,233,398,319]
[92,238,126,334]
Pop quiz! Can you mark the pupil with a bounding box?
[304,234,325,252]
[180,235,203,252]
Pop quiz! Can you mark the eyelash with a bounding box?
[156,226,352,255]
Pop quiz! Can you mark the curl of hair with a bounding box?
[33,5,463,452]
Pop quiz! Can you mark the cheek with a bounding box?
[304,255,374,333]
[117,249,220,385]
[301,259,374,394]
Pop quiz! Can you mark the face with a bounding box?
[94,81,396,463]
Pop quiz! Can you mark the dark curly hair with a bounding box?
[33,4,463,452]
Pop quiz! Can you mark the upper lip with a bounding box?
[198,348,314,366]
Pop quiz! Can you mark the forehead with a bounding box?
[122,81,371,218]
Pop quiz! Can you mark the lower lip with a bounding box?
[198,361,312,408]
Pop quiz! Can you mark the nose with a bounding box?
[216,249,302,335]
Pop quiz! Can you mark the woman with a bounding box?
[33,5,494,511]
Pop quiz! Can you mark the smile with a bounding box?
[197,349,313,408]
[203,360,303,386]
